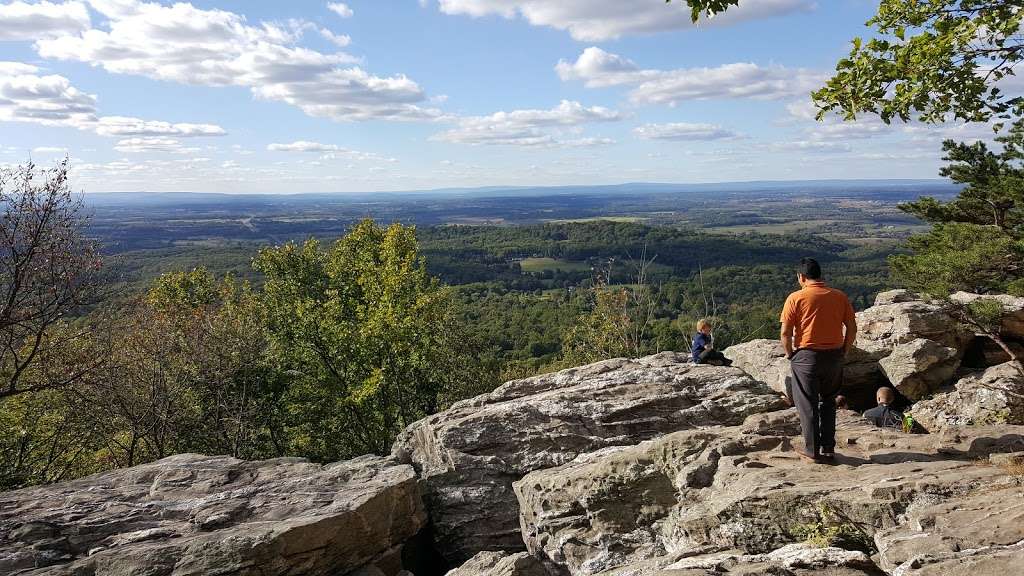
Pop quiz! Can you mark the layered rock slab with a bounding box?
[445,551,548,576]
[392,353,786,562]
[514,410,1024,576]
[594,544,886,576]
[913,361,1024,431]
[0,454,426,576]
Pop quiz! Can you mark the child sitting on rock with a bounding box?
[862,387,904,429]
[691,319,732,366]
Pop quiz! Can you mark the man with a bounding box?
[863,387,904,429]
[780,258,857,463]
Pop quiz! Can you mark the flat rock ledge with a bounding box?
[513,410,1024,576]
[0,454,426,576]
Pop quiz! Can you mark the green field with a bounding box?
[518,257,593,273]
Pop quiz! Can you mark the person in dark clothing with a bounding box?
[863,387,904,429]
[780,258,858,463]
[691,319,732,366]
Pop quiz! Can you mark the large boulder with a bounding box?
[514,410,1024,576]
[877,338,960,400]
[951,292,1024,339]
[723,339,790,397]
[391,352,786,563]
[844,297,971,403]
[855,298,967,357]
[0,454,426,576]
[912,362,1024,431]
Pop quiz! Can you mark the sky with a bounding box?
[0,0,1000,193]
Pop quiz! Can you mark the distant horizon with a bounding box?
[81,178,958,198]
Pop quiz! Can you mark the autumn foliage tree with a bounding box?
[0,159,101,399]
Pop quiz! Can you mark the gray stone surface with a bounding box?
[514,410,1024,576]
[724,339,790,398]
[445,551,549,576]
[0,454,426,576]
[392,352,786,563]
[874,484,1024,575]
[912,361,1024,431]
[878,338,960,400]
[950,291,1024,339]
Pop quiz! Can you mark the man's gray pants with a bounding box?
[790,348,844,456]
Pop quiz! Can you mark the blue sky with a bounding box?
[0,0,993,193]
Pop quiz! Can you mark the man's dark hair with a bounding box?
[799,257,822,280]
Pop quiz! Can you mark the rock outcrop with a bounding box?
[913,362,1024,431]
[514,410,1024,576]
[445,551,547,576]
[877,338,960,400]
[951,292,1024,339]
[0,454,427,576]
[723,339,790,397]
[392,353,786,562]
[844,293,971,399]
[727,292,976,408]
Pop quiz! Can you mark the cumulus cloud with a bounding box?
[558,47,824,105]
[268,140,396,162]
[30,0,439,121]
[633,122,740,141]
[433,0,815,41]
[94,116,226,137]
[0,62,227,140]
[320,28,351,47]
[0,1,90,40]
[327,2,354,18]
[0,62,96,125]
[113,137,198,154]
[432,100,621,147]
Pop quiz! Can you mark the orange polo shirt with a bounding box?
[780,281,855,350]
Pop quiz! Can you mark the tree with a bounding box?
[901,117,1024,234]
[0,159,101,399]
[676,0,1024,125]
[255,219,496,461]
[561,256,659,365]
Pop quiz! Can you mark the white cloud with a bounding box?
[113,137,198,154]
[32,0,439,121]
[558,47,824,105]
[633,122,740,141]
[32,146,67,154]
[268,140,396,162]
[432,100,621,146]
[320,28,351,47]
[0,1,90,40]
[327,2,354,18]
[94,116,226,137]
[0,62,228,140]
[434,0,815,41]
[0,62,97,125]
[770,140,851,153]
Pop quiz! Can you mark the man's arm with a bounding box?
[843,317,857,355]
[842,298,857,355]
[781,322,794,359]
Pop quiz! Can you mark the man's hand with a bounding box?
[780,322,794,360]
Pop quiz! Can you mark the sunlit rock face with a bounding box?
[0,454,427,576]
[392,352,785,563]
